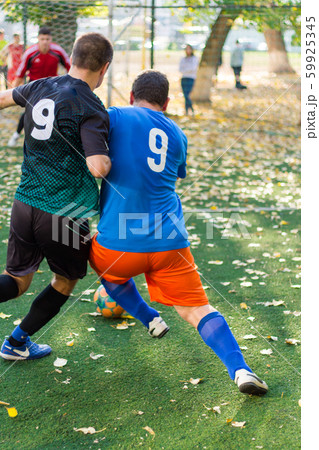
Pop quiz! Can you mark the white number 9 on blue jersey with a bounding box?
[31,98,55,140]
[147,128,168,173]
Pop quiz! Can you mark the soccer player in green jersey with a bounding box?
[0,33,113,360]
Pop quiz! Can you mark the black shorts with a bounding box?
[6,199,91,280]
[232,66,242,76]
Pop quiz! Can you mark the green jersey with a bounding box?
[12,75,109,218]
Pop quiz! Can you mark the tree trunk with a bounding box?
[263,28,295,74]
[191,11,237,102]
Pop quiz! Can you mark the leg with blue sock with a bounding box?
[101,278,169,337]
[0,283,70,360]
[197,311,252,380]
[175,306,268,395]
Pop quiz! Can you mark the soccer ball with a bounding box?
[93,285,125,319]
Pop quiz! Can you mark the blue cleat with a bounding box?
[0,337,52,360]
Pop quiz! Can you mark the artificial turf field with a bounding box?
[0,75,300,449]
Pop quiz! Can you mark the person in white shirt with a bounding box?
[230,40,247,89]
[179,44,198,115]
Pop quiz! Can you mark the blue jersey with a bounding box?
[97,106,190,252]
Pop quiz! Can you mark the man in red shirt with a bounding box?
[0,33,24,85]
[8,26,70,147]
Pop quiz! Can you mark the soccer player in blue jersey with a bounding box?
[0,33,113,360]
[90,70,268,396]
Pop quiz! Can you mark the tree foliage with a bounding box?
[174,0,300,44]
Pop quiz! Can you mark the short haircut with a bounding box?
[132,70,169,107]
[38,27,51,36]
[71,33,113,72]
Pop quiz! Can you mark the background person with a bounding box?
[0,33,24,86]
[0,33,112,361]
[7,26,70,147]
[0,29,8,90]
[179,44,198,115]
[230,40,247,89]
[89,70,268,396]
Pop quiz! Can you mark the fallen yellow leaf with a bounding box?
[189,378,203,385]
[53,358,68,368]
[231,421,246,428]
[260,349,273,355]
[6,407,18,418]
[285,338,300,345]
[112,321,129,330]
[121,312,135,319]
[240,302,248,310]
[143,426,155,438]
[264,300,285,307]
[74,427,106,434]
[0,313,12,319]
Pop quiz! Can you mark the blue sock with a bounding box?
[101,278,159,328]
[197,311,252,380]
[10,325,28,344]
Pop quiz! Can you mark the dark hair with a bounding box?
[185,44,194,56]
[38,27,51,36]
[132,70,169,107]
[71,33,113,72]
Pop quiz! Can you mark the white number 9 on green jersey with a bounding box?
[31,98,55,140]
[147,128,168,173]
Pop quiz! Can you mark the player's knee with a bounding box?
[174,304,217,328]
[174,305,194,323]
[3,271,33,297]
[51,274,78,296]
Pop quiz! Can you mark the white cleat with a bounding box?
[148,316,169,338]
[7,131,20,147]
[235,369,268,396]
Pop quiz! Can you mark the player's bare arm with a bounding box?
[86,154,111,178]
[0,89,15,109]
[12,77,23,88]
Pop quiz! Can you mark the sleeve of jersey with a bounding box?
[81,111,110,158]
[177,133,188,179]
[15,50,30,79]
[12,81,36,107]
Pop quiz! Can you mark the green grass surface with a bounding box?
[0,76,300,448]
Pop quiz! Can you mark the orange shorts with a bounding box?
[89,235,209,307]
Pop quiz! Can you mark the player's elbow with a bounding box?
[87,155,112,179]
